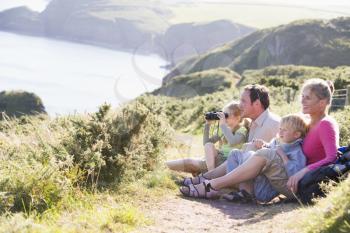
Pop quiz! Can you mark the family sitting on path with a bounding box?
[166,78,339,203]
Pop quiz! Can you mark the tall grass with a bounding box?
[299,175,350,233]
[0,101,172,219]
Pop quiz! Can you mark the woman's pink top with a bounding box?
[302,116,339,170]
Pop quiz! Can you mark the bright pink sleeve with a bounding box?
[307,120,338,170]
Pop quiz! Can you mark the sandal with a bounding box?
[179,181,219,199]
[182,174,207,186]
[222,190,255,203]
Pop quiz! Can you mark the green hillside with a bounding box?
[164,17,350,82]
[153,68,241,98]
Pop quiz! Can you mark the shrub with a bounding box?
[0,116,72,214]
[63,103,172,188]
[0,91,46,119]
[331,106,350,146]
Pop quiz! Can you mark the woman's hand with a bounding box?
[217,112,227,126]
[287,167,309,193]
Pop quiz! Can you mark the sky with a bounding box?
[170,0,350,28]
[1,0,350,28]
[0,0,49,12]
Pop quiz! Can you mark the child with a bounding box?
[223,114,308,203]
[166,101,249,176]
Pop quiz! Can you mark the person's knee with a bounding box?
[183,158,197,169]
[253,148,270,161]
[204,142,215,150]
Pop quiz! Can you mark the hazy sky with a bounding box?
[170,0,350,28]
[1,0,350,28]
[0,0,49,12]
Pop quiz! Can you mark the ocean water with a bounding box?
[0,31,166,115]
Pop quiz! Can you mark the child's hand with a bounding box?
[252,139,266,149]
[217,112,227,126]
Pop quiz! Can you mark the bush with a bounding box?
[0,116,72,214]
[331,106,350,146]
[0,160,71,214]
[63,103,172,188]
[0,91,46,119]
[0,101,172,215]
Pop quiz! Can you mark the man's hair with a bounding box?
[281,114,309,138]
[244,84,270,109]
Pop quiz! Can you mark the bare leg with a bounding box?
[239,181,254,194]
[204,143,218,171]
[202,161,228,179]
[166,158,204,175]
[188,155,267,195]
[210,155,266,190]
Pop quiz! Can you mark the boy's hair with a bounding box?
[281,114,309,138]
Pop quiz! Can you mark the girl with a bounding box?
[166,101,249,175]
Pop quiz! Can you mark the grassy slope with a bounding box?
[164,17,350,81]
[153,68,241,98]
[0,72,350,232]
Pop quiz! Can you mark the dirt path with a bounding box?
[134,133,301,233]
[135,194,300,233]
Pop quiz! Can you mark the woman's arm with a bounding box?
[307,120,338,170]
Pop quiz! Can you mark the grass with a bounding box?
[0,168,177,233]
[297,175,350,233]
[0,76,350,232]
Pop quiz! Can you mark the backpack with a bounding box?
[297,146,350,204]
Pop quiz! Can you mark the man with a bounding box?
[240,84,280,146]
[181,84,280,200]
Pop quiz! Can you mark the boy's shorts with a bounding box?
[254,148,294,199]
[226,149,278,202]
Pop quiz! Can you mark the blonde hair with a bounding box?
[302,78,334,105]
[222,100,241,117]
[281,114,309,138]
[222,100,251,129]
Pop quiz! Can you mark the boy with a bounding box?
[224,114,308,203]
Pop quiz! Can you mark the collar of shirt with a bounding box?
[252,109,270,128]
[279,138,303,150]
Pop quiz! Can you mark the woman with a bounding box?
[180,78,339,200]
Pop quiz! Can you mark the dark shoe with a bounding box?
[222,190,255,203]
